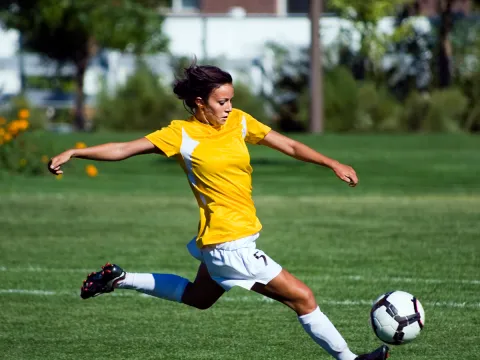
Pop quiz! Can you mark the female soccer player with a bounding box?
[48,63,388,360]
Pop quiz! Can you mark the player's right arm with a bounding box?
[48,137,159,175]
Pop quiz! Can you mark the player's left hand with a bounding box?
[331,163,358,187]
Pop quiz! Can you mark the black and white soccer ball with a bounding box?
[370,291,425,345]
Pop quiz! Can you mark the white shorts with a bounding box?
[186,233,283,291]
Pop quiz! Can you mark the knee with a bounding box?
[295,286,317,314]
[191,298,216,310]
[182,281,223,310]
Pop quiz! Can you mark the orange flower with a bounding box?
[6,120,28,134]
[85,164,98,177]
[75,142,87,149]
[17,119,29,131]
[18,109,30,119]
[0,128,5,136]
[41,155,50,164]
[4,133,12,142]
[7,121,19,135]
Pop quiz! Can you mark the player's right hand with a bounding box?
[48,150,73,175]
[331,162,358,187]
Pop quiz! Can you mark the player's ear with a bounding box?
[195,97,204,108]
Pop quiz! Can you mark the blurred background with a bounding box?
[1,0,479,140]
[0,0,480,178]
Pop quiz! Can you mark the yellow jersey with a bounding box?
[145,108,271,247]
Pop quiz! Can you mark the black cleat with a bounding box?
[355,345,390,360]
[80,263,125,299]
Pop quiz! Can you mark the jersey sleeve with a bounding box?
[244,112,272,144]
[145,121,182,157]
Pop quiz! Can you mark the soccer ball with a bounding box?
[370,291,425,345]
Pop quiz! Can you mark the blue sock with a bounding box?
[116,273,189,303]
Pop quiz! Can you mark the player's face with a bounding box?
[204,83,234,126]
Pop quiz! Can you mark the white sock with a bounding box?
[116,273,189,303]
[299,307,357,360]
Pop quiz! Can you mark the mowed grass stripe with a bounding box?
[2,193,478,285]
[1,289,480,309]
[1,266,479,285]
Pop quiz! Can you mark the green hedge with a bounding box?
[294,66,471,133]
[94,62,186,131]
[94,62,271,131]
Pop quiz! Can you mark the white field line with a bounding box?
[1,266,479,286]
[0,289,479,309]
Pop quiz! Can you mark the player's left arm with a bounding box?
[258,130,358,187]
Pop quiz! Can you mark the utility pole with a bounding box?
[19,33,26,93]
[201,15,208,61]
[309,0,323,133]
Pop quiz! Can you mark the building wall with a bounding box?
[173,0,473,17]
[1,15,368,96]
[417,0,471,16]
[200,0,277,14]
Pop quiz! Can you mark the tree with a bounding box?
[0,0,169,130]
[437,0,454,88]
[330,0,408,24]
[329,0,410,79]
[436,0,480,88]
[309,0,323,133]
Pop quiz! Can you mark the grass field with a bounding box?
[1,133,479,359]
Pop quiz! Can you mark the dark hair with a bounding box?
[173,61,233,113]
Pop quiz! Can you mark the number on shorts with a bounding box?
[254,251,268,265]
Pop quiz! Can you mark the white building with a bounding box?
[0,14,396,103]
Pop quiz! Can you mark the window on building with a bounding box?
[181,0,199,9]
[287,0,309,14]
[167,0,200,13]
[286,0,332,15]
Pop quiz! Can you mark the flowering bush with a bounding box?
[0,110,50,175]
[0,110,100,178]
[85,164,98,177]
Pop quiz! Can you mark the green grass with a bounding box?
[1,133,479,359]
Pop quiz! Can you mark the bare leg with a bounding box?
[251,269,357,360]
[181,263,225,310]
[251,268,317,315]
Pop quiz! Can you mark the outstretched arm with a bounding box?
[258,130,358,187]
[48,137,158,175]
